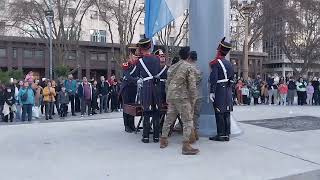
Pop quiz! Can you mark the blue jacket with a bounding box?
[18,87,35,105]
[64,80,77,95]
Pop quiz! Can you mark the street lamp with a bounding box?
[238,0,255,80]
[45,2,54,80]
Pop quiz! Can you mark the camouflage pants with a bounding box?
[161,99,193,141]
[193,98,202,130]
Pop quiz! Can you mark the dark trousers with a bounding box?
[123,112,135,130]
[69,94,76,115]
[313,92,319,105]
[22,104,32,121]
[3,111,14,122]
[100,95,108,113]
[54,98,60,114]
[297,91,306,105]
[45,102,54,119]
[215,112,231,137]
[81,98,91,115]
[143,109,160,140]
[111,95,118,111]
[60,103,68,117]
[91,97,98,114]
[75,94,81,112]
[254,98,259,105]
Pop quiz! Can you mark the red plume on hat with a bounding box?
[210,37,232,65]
[122,62,129,70]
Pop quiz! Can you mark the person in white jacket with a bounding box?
[296,77,307,105]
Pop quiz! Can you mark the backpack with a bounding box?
[21,89,29,102]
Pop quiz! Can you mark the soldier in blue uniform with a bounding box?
[209,37,234,142]
[154,49,168,106]
[134,38,161,143]
[119,46,139,133]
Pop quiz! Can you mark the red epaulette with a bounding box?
[209,59,219,65]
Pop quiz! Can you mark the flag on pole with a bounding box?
[145,0,189,38]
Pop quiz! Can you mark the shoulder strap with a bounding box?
[157,65,167,77]
[139,58,153,78]
[129,66,136,75]
[217,59,228,80]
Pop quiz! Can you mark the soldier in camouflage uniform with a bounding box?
[188,51,202,143]
[160,47,199,155]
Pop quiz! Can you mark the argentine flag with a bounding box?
[145,0,189,38]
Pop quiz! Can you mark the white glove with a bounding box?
[137,78,143,84]
[209,93,215,102]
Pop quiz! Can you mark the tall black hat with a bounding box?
[128,44,138,54]
[217,37,232,56]
[138,37,152,50]
[189,51,197,61]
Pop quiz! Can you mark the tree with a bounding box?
[7,0,94,66]
[156,12,189,61]
[273,0,320,76]
[97,0,144,64]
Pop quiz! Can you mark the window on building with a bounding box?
[0,21,5,35]
[35,50,44,59]
[90,52,98,61]
[169,21,175,28]
[99,30,106,43]
[98,53,107,61]
[24,49,33,58]
[184,22,189,29]
[90,29,98,42]
[68,8,76,17]
[66,51,76,60]
[0,48,6,57]
[90,11,98,19]
[13,48,17,58]
[169,37,175,46]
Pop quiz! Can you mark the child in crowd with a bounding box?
[58,86,69,118]
[306,82,314,105]
[278,81,288,106]
[252,85,260,105]
[241,84,250,105]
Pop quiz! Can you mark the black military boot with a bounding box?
[141,137,149,143]
[153,137,159,143]
[209,135,226,142]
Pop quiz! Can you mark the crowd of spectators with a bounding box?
[0,71,122,123]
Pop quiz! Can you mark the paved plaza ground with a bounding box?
[1,105,320,180]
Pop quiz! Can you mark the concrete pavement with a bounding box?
[0,105,320,180]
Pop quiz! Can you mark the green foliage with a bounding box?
[55,65,70,78]
[0,71,10,84]
[8,70,24,80]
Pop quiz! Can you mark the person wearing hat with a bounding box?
[119,45,139,133]
[133,37,161,143]
[188,51,202,143]
[154,48,168,110]
[209,37,234,142]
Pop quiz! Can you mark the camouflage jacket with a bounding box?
[190,63,202,99]
[166,60,197,101]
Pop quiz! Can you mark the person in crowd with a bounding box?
[306,82,314,105]
[296,77,307,106]
[235,80,243,105]
[78,77,92,117]
[43,81,56,120]
[241,83,250,105]
[260,81,268,104]
[311,77,319,105]
[110,79,120,112]
[251,85,260,105]
[18,81,34,122]
[64,74,77,116]
[107,75,116,111]
[25,71,34,84]
[2,85,16,122]
[287,77,296,105]
[98,76,110,113]
[58,86,69,118]
[33,82,42,119]
[267,74,279,105]
[15,80,24,121]
[91,80,99,115]
[51,80,60,115]
[40,78,46,115]
[278,80,288,106]
[0,84,5,121]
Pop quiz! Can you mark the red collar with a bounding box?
[209,51,225,65]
